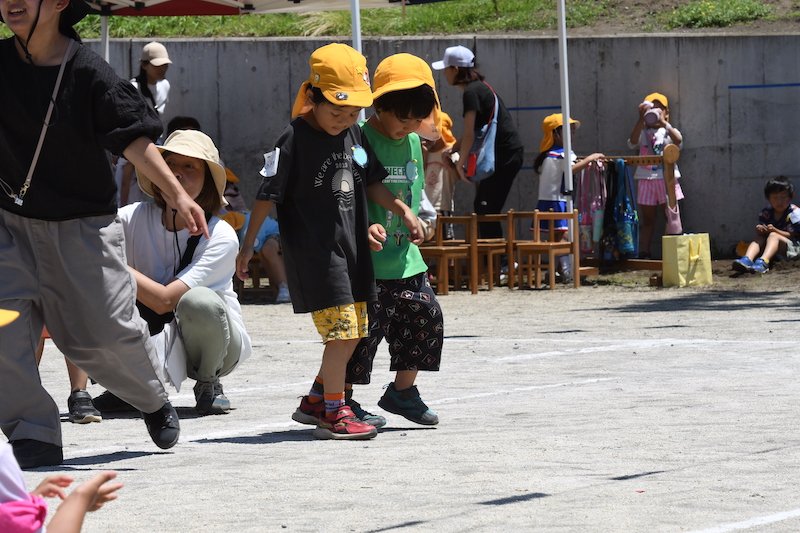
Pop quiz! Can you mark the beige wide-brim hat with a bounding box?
[137,129,228,207]
[0,309,19,327]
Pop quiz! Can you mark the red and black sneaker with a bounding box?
[312,405,378,440]
[291,395,325,426]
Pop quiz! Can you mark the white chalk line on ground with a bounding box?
[687,507,800,533]
[428,378,615,405]
[62,377,615,462]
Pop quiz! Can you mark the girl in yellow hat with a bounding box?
[534,113,604,283]
[628,92,684,258]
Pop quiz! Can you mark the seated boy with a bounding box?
[732,176,800,274]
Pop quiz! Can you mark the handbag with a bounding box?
[614,160,638,258]
[665,202,682,234]
[465,82,499,183]
[662,233,713,287]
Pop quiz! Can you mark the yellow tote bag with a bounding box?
[662,233,713,287]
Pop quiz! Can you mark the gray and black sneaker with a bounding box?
[378,383,439,426]
[345,389,386,428]
[67,390,102,424]
[194,379,231,415]
[92,390,136,413]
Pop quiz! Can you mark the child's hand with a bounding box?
[72,471,122,512]
[587,153,605,162]
[766,224,776,233]
[368,224,387,251]
[401,212,424,245]
[235,246,254,281]
[756,224,769,235]
[33,475,74,500]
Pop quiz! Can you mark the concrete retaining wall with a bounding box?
[87,34,800,256]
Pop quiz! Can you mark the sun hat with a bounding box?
[372,53,442,141]
[0,309,19,327]
[0,0,91,26]
[291,43,373,119]
[438,111,457,146]
[137,130,228,207]
[141,42,172,66]
[431,45,475,70]
[539,113,580,153]
[644,92,669,108]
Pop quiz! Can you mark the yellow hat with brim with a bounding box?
[372,53,442,141]
[138,129,228,207]
[644,92,669,108]
[539,113,580,153]
[291,43,373,119]
[0,309,19,327]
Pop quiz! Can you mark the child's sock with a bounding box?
[323,392,345,415]
[307,376,324,404]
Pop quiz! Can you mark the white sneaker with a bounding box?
[275,285,291,304]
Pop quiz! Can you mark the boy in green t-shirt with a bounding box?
[347,53,444,426]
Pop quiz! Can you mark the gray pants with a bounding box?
[0,211,168,447]
[177,287,241,382]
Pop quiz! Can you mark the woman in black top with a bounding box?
[0,0,208,468]
[432,45,524,238]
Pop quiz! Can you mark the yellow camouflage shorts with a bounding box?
[311,302,369,343]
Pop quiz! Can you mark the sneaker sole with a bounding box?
[311,426,378,440]
[291,409,321,426]
[732,262,753,273]
[378,399,439,426]
[69,414,102,424]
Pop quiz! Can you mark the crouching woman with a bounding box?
[121,129,251,413]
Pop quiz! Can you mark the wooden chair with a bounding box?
[233,255,274,298]
[419,214,478,295]
[505,209,538,290]
[474,213,508,290]
[515,209,580,290]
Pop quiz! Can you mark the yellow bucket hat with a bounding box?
[438,111,457,146]
[291,43,373,119]
[372,53,442,141]
[644,92,669,108]
[0,309,19,327]
[539,113,580,153]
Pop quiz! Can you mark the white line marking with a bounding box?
[688,507,800,533]
[429,378,614,405]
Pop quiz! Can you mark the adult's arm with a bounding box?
[454,110,477,182]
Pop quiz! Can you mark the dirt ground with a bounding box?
[539,0,800,36]
[589,257,800,292]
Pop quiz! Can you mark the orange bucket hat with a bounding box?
[539,113,580,153]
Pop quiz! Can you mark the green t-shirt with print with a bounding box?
[361,121,428,280]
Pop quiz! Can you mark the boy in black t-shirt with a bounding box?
[236,43,423,440]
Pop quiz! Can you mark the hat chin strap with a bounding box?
[15,0,44,65]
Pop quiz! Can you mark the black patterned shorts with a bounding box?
[346,272,443,385]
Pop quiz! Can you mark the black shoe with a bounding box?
[67,390,102,424]
[92,390,137,413]
[11,439,63,469]
[378,383,439,425]
[142,402,180,449]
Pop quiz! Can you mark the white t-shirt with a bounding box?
[118,202,252,380]
[130,78,170,115]
[538,149,577,202]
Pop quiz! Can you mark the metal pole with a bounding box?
[556,0,574,226]
[350,0,362,53]
[350,0,365,120]
[101,15,109,62]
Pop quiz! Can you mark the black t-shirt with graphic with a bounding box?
[256,118,388,313]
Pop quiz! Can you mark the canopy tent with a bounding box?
[85,0,446,59]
